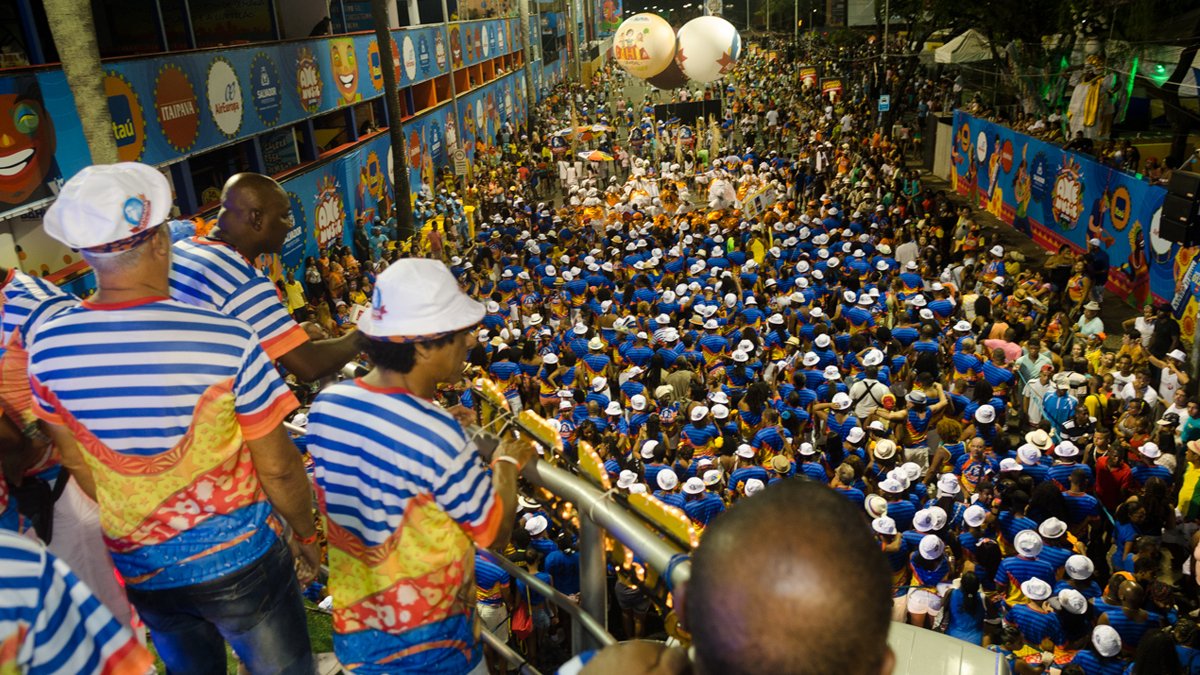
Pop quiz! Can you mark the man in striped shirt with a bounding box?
[0,530,152,674]
[307,259,535,674]
[0,266,137,631]
[28,163,320,673]
[169,172,364,381]
[0,267,77,534]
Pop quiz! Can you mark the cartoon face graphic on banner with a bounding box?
[402,35,417,81]
[154,63,200,153]
[0,78,59,206]
[105,71,146,161]
[454,26,467,64]
[1052,157,1084,230]
[207,57,244,138]
[314,175,345,249]
[417,35,431,76]
[329,38,361,104]
[249,53,282,126]
[296,47,323,113]
[435,30,448,70]
[445,110,458,150]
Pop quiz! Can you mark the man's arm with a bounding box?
[246,424,320,580]
[486,437,536,552]
[44,423,96,499]
[277,330,366,382]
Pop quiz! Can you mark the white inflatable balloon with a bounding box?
[613,13,677,79]
[675,16,741,84]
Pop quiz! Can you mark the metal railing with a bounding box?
[480,543,617,649]
[469,377,696,655]
[285,371,695,667]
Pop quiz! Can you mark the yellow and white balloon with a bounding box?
[612,13,740,88]
[612,13,678,79]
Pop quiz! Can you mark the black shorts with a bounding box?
[614,582,650,614]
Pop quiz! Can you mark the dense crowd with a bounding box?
[428,37,1200,675]
[0,28,1197,675]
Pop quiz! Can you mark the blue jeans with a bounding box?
[126,537,316,675]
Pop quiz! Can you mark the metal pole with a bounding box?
[180,0,197,49]
[576,516,608,654]
[519,0,537,111]
[479,631,542,675]
[794,0,798,42]
[520,460,692,591]
[14,0,45,64]
[882,0,890,60]
[152,0,170,52]
[481,546,617,648]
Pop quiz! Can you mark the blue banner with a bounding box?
[950,112,1180,314]
[0,22,537,220]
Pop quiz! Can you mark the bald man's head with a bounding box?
[1119,580,1144,609]
[215,173,292,259]
[684,480,893,675]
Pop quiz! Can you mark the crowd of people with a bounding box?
[427,36,1200,675]
[0,28,1198,675]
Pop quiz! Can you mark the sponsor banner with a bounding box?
[820,77,843,101]
[949,111,1195,336]
[0,25,489,220]
[799,66,818,88]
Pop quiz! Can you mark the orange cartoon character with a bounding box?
[330,38,361,104]
[0,78,59,207]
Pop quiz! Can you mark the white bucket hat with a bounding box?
[359,259,484,340]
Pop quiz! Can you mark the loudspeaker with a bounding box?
[1168,170,1200,200]
[1162,193,1200,244]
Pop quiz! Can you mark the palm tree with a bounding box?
[43,0,118,164]
[370,0,415,242]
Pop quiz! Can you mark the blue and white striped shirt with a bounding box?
[0,530,152,674]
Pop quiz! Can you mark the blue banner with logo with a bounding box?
[456,70,528,166]
[950,111,1179,313]
[0,24,486,220]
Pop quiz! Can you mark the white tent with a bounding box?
[934,29,993,64]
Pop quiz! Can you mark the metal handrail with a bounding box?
[524,459,693,593]
[478,545,618,648]
[480,630,542,675]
